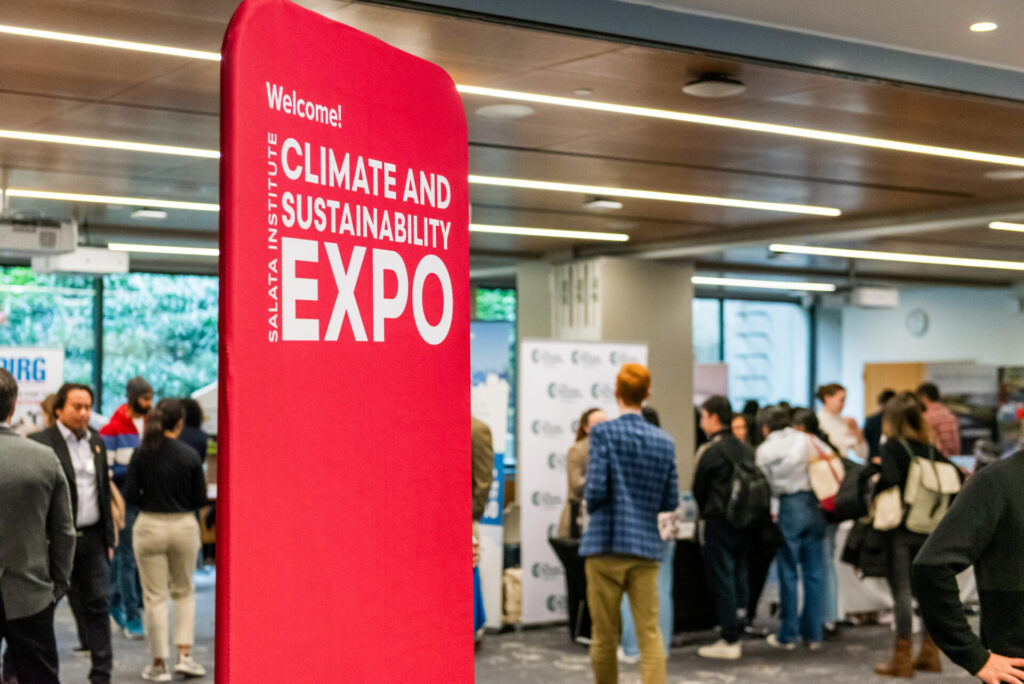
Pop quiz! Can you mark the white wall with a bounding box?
[839,286,1024,422]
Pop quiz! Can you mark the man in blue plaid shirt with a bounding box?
[581,364,678,684]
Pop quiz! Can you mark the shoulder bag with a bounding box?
[807,435,845,514]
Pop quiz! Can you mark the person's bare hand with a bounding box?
[977,653,1024,684]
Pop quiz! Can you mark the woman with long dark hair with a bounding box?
[872,395,962,678]
[124,399,208,682]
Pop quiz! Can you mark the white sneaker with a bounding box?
[174,654,207,677]
[141,663,172,682]
[617,647,639,665]
[697,639,741,660]
[806,641,823,651]
[766,634,797,651]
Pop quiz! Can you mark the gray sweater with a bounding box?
[0,426,76,619]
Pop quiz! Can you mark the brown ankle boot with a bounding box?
[875,638,914,678]
[913,636,942,672]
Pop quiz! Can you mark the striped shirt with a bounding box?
[924,403,961,456]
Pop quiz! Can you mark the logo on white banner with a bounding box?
[531,349,564,367]
[571,349,602,368]
[546,595,568,614]
[547,452,566,470]
[547,382,583,401]
[530,491,563,507]
[531,563,563,579]
[531,420,564,436]
[609,350,641,365]
[590,383,615,401]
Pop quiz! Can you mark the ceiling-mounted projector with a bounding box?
[0,216,77,257]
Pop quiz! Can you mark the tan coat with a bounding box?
[471,417,494,522]
[557,437,590,538]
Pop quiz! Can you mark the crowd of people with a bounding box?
[0,371,211,683]
[558,365,1024,684]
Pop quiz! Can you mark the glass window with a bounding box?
[693,298,722,363]
[475,287,516,321]
[0,267,96,385]
[723,300,810,409]
[474,288,517,468]
[101,273,219,416]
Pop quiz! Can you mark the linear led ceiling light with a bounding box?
[0,130,219,158]
[107,243,219,257]
[469,223,628,241]
[0,24,221,60]
[456,85,1024,168]
[5,189,219,212]
[469,175,840,216]
[769,243,1024,271]
[692,275,835,292]
[989,221,1024,232]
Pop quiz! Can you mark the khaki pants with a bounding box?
[585,555,665,684]
[133,512,200,660]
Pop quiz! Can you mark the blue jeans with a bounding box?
[822,522,838,624]
[621,541,675,657]
[776,492,826,644]
[110,504,141,623]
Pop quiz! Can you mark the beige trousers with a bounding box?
[133,512,200,660]
[585,555,665,684]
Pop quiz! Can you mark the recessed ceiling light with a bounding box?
[469,175,841,216]
[692,275,836,292]
[583,197,624,211]
[130,209,168,220]
[682,75,746,98]
[469,223,629,242]
[0,23,221,60]
[984,169,1024,181]
[989,221,1024,232]
[456,84,1024,168]
[475,104,534,120]
[573,88,593,97]
[107,243,219,257]
[769,243,1024,271]
[970,22,998,32]
[0,129,218,158]
[6,189,218,212]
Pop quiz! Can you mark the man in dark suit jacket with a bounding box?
[864,389,896,459]
[30,383,115,684]
[0,369,76,684]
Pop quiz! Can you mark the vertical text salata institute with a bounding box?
[261,81,456,346]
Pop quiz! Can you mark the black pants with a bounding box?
[887,528,929,641]
[704,520,751,644]
[0,598,59,684]
[70,524,112,683]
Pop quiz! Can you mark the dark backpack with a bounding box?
[724,457,771,530]
[831,459,868,522]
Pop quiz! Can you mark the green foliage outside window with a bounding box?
[475,288,516,321]
[101,273,218,416]
[0,267,95,385]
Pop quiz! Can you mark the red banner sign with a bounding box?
[219,1,470,680]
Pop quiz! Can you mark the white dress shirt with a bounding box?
[817,410,868,462]
[57,421,101,527]
[755,427,814,496]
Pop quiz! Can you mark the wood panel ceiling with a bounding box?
[1,0,1023,283]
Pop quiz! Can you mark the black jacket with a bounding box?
[864,411,883,458]
[693,431,755,523]
[29,425,116,551]
[913,451,1024,675]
